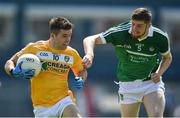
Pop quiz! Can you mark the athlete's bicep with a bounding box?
[9,52,21,64]
[162,51,172,60]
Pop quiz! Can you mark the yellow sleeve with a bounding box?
[71,50,84,76]
[17,43,35,57]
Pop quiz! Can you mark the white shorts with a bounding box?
[33,96,74,118]
[117,79,165,104]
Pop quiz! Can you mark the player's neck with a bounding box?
[138,24,150,40]
[139,31,148,39]
[48,38,66,51]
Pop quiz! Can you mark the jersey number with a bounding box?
[53,54,59,61]
[135,44,144,51]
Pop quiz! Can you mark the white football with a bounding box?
[17,53,42,77]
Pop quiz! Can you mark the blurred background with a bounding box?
[0,0,180,117]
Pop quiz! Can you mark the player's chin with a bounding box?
[61,45,68,50]
[132,32,140,38]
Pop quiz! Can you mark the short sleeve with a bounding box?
[100,21,131,45]
[17,43,35,57]
[101,27,117,45]
[71,50,84,76]
[157,33,170,55]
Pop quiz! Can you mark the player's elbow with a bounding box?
[4,60,13,75]
[83,34,99,45]
[83,36,94,45]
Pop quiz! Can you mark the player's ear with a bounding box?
[50,32,56,39]
[147,22,151,28]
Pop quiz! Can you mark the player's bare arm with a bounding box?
[4,52,19,75]
[151,52,172,83]
[83,34,104,68]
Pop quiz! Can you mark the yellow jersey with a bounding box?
[17,40,84,106]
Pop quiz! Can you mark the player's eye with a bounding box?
[132,22,144,29]
[63,34,71,38]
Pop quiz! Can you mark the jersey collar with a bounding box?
[128,25,154,41]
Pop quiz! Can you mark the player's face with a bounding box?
[131,20,150,39]
[52,29,72,50]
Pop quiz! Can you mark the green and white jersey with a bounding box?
[99,21,170,82]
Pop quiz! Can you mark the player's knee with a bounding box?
[148,110,163,117]
[62,104,80,117]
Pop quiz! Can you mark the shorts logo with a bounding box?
[64,56,70,62]
[119,93,124,101]
[149,46,155,52]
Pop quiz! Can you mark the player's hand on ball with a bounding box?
[74,77,84,89]
[11,61,35,79]
[82,54,93,68]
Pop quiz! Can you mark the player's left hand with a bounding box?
[151,73,161,83]
[74,77,84,89]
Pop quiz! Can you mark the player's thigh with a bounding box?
[120,102,141,117]
[143,90,165,117]
[61,104,81,118]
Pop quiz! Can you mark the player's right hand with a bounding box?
[151,73,161,83]
[82,54,93,68]
[74,77,84,89]
[10,61,35,79]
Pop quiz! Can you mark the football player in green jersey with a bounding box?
[82,8,172,117]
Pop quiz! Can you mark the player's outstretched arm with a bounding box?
[82,34,103,68]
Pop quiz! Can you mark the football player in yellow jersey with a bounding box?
[4,17,87,118]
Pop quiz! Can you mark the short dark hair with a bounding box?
[131,8,152,23]
[49,17,73,35]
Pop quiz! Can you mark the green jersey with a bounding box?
[100,21,170,82]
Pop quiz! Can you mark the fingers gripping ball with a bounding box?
[17,54,42,77]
